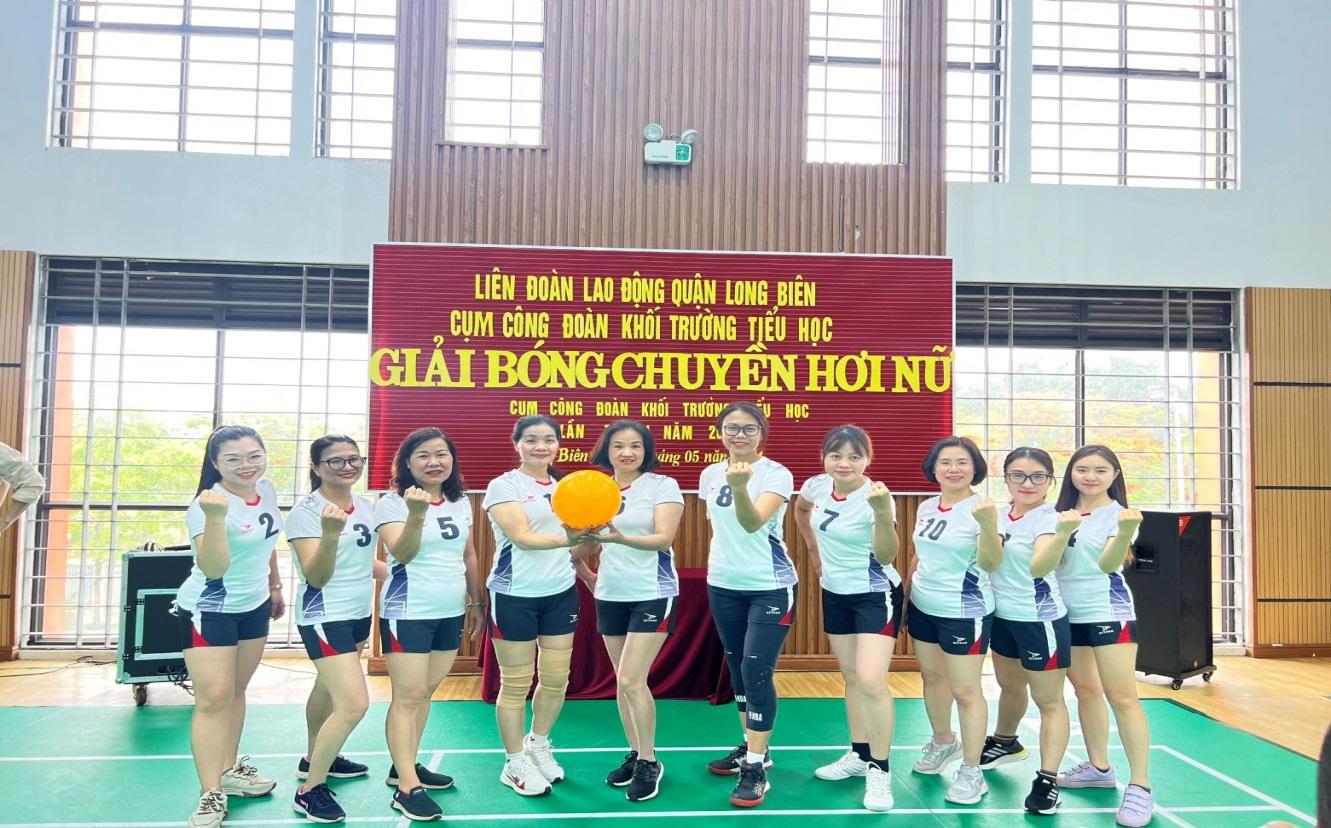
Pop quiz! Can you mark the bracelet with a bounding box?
[466,601,485,609]
[269,583,283,590]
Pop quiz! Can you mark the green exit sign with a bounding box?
[675,144,691,162]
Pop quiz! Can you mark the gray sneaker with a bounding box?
[911,738,963,775]
[187,789,227,828]
[1058,760,1117,789]
[221,756,276,797]
[815,750,868,781]
[945,763,989,805]
[1116,784,1155,827]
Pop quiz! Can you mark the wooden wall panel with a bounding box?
[0,250,37,660]
[1245,288,1331,655]
[389,0,946,255]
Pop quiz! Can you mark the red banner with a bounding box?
[369,244,953,493]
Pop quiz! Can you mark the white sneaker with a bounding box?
[815,750,869,781]
[187,789,227,828]
[523,734,565,783]
[221,756,276,797]
[946,763,989,805]
[912,739,963,775]
[500,754,552,797]
[863,764,894,812]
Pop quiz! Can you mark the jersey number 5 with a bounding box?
[437,517,460,540]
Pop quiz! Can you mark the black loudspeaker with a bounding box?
[116,547,194,704]
[1123,510,1216,689]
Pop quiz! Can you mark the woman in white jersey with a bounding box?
[977,447,1075,817]
[375,428,485,822]
[286,435,383,823]
[176,426,285,828]
[794,425,901,813]
[483,415,595,798]
[699,402,796,808]
[906,436,1002,806]
[576,420,684,803]
[1051,444,1153,828]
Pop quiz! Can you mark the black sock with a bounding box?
[1094,764,1111,773]
[994,734,1018,745]
[851,741,871,762]
[869,756,889,772]
[1037,770,1057,782]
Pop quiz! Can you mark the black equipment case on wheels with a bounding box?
[1124,510,1217,690]
[116,546,194,704]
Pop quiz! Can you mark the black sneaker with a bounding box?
[386,763,454,790]
[1025,773,1061,815]
[293,783,345,823]
[390,786,442,822]
[978,736,1029,770]
[729,761,770,807]
[707,744,773,776]
[606,750,638,787]
[627,759,663,802]
[298,754,368,780]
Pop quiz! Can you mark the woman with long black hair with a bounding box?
[176,426,285,828]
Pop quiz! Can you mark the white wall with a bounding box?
[0,0,389,265]
[0,0,1327,288]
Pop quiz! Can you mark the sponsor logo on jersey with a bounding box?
[1027,651,1044,661]
[747,711,764,723]
[642,613,659,622]
[241,523,253,534]
[569,614,579,624]
[766,605,782,614]
[953,635,969,645]
[1097,624,1114,635]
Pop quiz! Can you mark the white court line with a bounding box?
[1157,744,1316,826]
[0,804,1293,827]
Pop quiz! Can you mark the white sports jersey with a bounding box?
[595,473,685,603]
[286,490,377,625]
[483,470,576,597]
[991,503,1066,622]
[375,492,471,619]
[910,493,994,619]
[1056,501,1138,624]
[700,457,797,591]
[177,478,283,614]
[798,475,901,596]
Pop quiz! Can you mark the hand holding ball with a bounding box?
[551,469,621,531]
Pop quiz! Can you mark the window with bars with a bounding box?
[317,0,396,159]
[24,258,370,649]
[443,0,544,146]
[954,284,1244,644]
[1031,0,1237,188]
[946,0,1007,182]
[807,0,904,165]
[50,0,296,155]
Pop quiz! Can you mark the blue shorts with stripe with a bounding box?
[299,616,371,660]
[991,614,1071,671]
[906,601,993,655]
[380,615,464,654]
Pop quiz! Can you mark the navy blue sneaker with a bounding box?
[391,786,443,822]
[293,783,345,823]
[298,754,369,780]
[386,763,454,790]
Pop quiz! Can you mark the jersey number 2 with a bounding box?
[258,513,280,540]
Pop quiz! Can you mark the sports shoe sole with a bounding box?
[863,796,895,813]
[297,769,367,780]
[978,749,1030,771]
[499,771,551,797]
[911,751,963,776]
[389,800,442,822]
[607,773,633,788]
[944,782,989,805]
[1058,778,1117,789]
[729,782,770,808]
[1027,801,1061,816]
[626,764,663,802]
[815,765,867,781]
[222,783,276,798]
[709,758,773,776]
[292,801,346,824]
[385,775,453,790]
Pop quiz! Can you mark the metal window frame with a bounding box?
[945,0,1008,182]
[443,7,546,146]
[316,0,396,159]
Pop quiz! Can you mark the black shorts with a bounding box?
[490,586,579,642]
[380,616,464,654]
[906,601,993,656]
[991,615,1071,671]
[1070,619,1139,647]
[176,598,271,649]
[596,596,677,636]
[707,584,797,627]
[299,616,371,660]
[822,583,904,637]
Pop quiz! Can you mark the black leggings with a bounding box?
[708,584,797,733]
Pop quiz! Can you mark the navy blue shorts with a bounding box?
[906,601,993,656]
[822,583,904,637]
[1070,619,1139,647]
[991,615,1071,671]
[490,586,579,642]
[596,596,677,636]
[380,615,464,654]
[176,598,271,649]
[299,616,371,660]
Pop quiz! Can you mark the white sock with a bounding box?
[527,732,549,747]
[505,751,524,763]
[745,750,765,765]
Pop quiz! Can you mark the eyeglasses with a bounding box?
[935,459,972,469]
[721,424,762,437]
[1005,472,1052,485]
[320,456,365,470]
[218,452,266,470]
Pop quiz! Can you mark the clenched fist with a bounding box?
[972,495,998,530]
[198,489,229,518]
[320,502,349,534]
[725,461,753,489]
[403,485,432,517]
[866,481,893,515]
[1117,507,1143,532]
[1055,509,1083,536]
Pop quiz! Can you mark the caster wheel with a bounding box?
[133,684,148,706]
[1202,671,1214,682]
[1170,679,1183,691]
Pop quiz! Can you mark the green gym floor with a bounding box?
[0,698,1315,827]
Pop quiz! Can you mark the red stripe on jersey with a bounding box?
[1045,650,1062,670]
[881,618,899,637]
[778,608,794,626]
[430,499,445,506]
[534,478,554,486]
[192,626,211,648]
[319,637,340,658]
[656,611,671,633]
[1116,624,1133,644]
[389,631,405,654]
[968,637,983,655]
[245,495,261,506]
[830,491,848,502]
